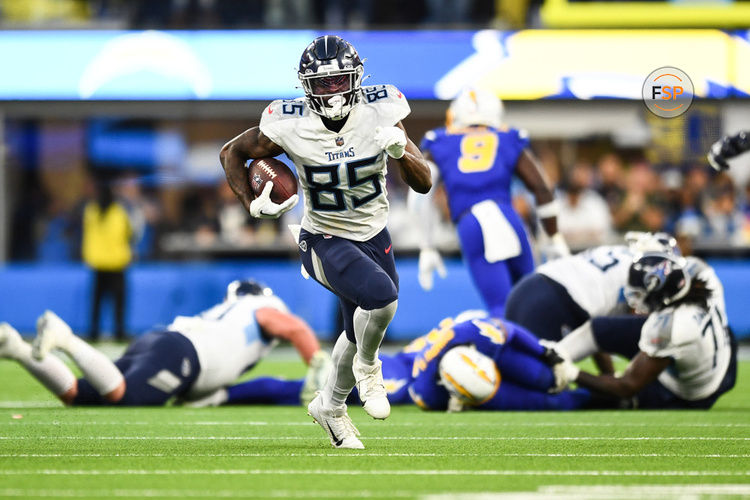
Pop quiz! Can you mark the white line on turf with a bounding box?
[3,420,750,428]
[3,452,750,458]
[421,484,750,500]
[2,469,749,477]
[2,436,748,440]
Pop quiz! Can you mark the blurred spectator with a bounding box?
[612,160,659,232]
[116,174,160,260]
[557,160,613,248]
[594,152,625,213]
[82,179,132,341]
[703,173,747,246]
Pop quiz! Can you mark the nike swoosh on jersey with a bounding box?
[384,244,392,254]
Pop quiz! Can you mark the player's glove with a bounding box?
[550,360,580,394]
[418,248,447,291]
[249,181,299,219]
[300,350,333,406]
[374,126,407,159]
[544,233,571,260]
[446,394,465,413]
[707,131,750,171]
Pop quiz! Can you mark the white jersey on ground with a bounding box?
[259,84,411,241]
[639,303,732,400]
[537,245,635,317]
[167,294,288,398]
[685,256,727,326]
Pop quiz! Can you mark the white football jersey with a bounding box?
[685,256,727,326]
[259,84,411,241]
[537,245,634,317]
[167,294,289,398]
[639,303,732,400]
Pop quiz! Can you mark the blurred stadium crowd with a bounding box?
[7,127,750,263]
[0,0,505,29]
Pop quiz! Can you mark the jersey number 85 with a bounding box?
[303,154,381,211]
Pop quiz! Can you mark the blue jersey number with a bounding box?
[303,154,381,211]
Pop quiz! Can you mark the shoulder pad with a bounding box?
[641,309,676,352]
[261,98,308,124]
[361,84,410,124]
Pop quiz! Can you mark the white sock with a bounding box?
[13,341,76,397]
[322,332,356,410]
[353,300,397,365]
[557,321,598,362]
[61,335,124,396]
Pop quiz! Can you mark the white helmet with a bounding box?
[446,88,504,129]
[438,345,500,405]
[625,231,680,255]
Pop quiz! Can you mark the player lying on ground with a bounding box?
[214,311,590,415]
[504,231,716,374]
[220,34,432,449]
[555,251,737,409]
[409,88,568,316]
[0,280,330,406]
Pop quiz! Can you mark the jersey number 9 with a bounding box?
[458,133,498,173]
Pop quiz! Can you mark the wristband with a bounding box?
[536,199,560,219]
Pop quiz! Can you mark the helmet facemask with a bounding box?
[299,66,363,121]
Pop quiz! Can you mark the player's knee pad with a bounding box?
[356,300,398,331]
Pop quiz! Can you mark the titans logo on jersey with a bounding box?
[420,126,529,222]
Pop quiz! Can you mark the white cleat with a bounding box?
[33,310,73,361]
[307,393,364,450]
[353,354,390,420]
[0,323,24,359]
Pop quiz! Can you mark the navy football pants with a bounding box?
[298,227,398,343]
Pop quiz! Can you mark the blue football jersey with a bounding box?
[420,126,529,222]
[406,316,513,410]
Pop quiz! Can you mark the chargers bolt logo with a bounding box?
[642,67,693,118]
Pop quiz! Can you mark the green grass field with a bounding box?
[1,349,749,499]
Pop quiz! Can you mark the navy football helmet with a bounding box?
[624,252,691,314]
[298,35,364,120]
[226,279,273,302]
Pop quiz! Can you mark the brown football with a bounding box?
[248,158,298,204]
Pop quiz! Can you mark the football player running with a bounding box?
[0,280,331,406]
[409,88,568,317]
[219,35,431,449]
[556,252,737,409]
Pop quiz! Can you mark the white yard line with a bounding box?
[1,469,749,477]
[2,452,749,458]
[3,420,750,428]
[1,435,748,441]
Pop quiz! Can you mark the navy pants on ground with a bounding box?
[298,227,398,343]
[73,330,200,406]
[505,273,590,341]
